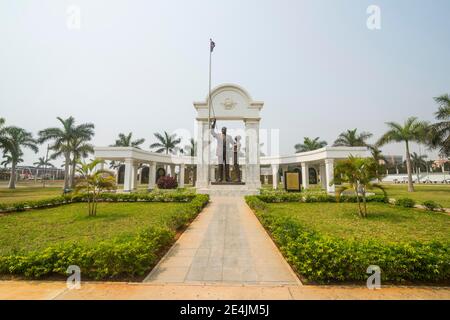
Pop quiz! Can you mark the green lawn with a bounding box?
[0,202,187,255]
[378,184,450,208]
[266,202,450,243]
[0,186,63,204]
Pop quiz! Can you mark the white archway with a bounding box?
[193,83,264,194]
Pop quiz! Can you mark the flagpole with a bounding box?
[207,39,213,185]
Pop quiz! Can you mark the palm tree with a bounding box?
[184,138,196,157]
[376,117,429,192]
[370,146,386,180]
[333,156,386,218]
[33,156,54,168]
[428,94,450,157]
[109,132,145,171]
[0,118,11,153]
[69,136,94,188]
[1,153,23,167]
[295,137,327,153]
[75,159,116,216]
[33,156,54,185]
[409,152,427,182]
[111,132,145,149]
[38,117,94,191]
[3,126,39,189]
[150,131,181,154]
[333,129,373,147]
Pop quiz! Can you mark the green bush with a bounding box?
[0,191,198,213]
[255,193,387,204]
[0,194,209,279]
[395,197,416,208]
[422,200,443,212]
[245,196,450,284]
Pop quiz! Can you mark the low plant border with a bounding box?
[245,195,450,285]
[0,191,197,214]
[0,194,209,280]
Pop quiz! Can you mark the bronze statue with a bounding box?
[211,121,233,182]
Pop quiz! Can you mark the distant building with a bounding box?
[382,155,403,167]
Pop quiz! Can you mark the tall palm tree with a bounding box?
[428,94,450,157]
[3,126,39,189]
[376,117,429,192]
[111,132,145,149]
[295,137,327,153]
[333,129,373,147]
[69,136,94,187]
[150,131,181,154]
[38,117,95,190]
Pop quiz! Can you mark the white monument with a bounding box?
[193,83,263,195]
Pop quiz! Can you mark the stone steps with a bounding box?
[196,185,259,196]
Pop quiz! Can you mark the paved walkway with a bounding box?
[144,196,300,285]
[0,281,449,300]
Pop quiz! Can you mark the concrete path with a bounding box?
[144,196,300,285]
[1,281,449,300]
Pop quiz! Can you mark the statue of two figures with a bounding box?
[211,120,241,183]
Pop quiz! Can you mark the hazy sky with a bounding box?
[1,0,449,166]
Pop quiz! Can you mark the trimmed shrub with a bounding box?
[422,200,443,212]
[245,195,450,284]
[0,194,209,279]
[395,197,416,208]
[0,190,198,213]
[255,193,387,204]
[157,176,178,189]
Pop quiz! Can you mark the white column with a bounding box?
[271,164,279,190]
[138,167,143,184]
[148,162,156,190]
[130,162,138,191]
[320,163,326,189]
[179,163,185,188]
[241,165,246,182]
[123,158,134,192]
[301,162,309,190]
[325,159,335,193]
[244,119,261,189]
[169,164,175,178]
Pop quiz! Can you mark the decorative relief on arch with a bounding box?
[193,83,264,121]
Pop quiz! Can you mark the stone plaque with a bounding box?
[284,171,301,192]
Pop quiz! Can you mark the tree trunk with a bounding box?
[362,189,367,218]
[8,162,16,189]
[70,157,77,189]
[405,141,414,192]
[354,185,362,217]
[63,153,70,190]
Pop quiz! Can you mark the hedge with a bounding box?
[0,194,209,279]
[246,196,450,284]
[256,193,387,204]
[0,191,197,213]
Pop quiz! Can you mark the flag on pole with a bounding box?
[210,39,215,52]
